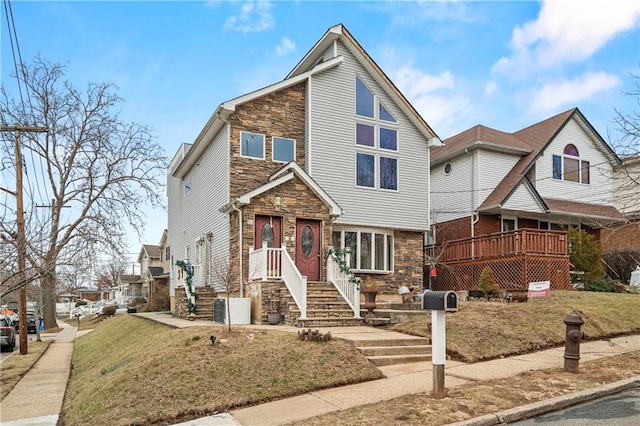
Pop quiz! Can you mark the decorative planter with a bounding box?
[362,290,378,318]
[267,312,282,325]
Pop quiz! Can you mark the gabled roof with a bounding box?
[172,24,442,178]
[138,244,161,264]
[431,124,532,166]
[219,161,343,217]
[288,24,441,147]
[472,108,620,213]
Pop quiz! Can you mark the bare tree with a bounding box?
[209,255,240,332]
[0,55,167,329]
[94,259,128,291]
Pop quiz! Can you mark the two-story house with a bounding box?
[429,108,623,291]
[137,230,170,310]
[167,24,442,325]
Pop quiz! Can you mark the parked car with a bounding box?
[12,309,37,333]
[1,314,16,352]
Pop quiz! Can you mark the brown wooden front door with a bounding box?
[255,216,282,249]
[295,219,321,281]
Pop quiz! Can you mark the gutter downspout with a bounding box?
[219,112,244,298]
[231,201,244,298]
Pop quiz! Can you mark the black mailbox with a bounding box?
[422,290,458,312]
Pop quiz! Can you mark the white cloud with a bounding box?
[529,72,620,114]
[493,0,640,76]
[390,65,471,136]
[275,37,295,57]
[224,1,274,34]
[484,81,498,97]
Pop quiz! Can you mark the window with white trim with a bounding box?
[184,179,192,196]
[354,75,399,192]
[240,131,265,159]
[332,229,394,272]
[272,136,295,163]
[552,144,590,184]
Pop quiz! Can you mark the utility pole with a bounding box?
[1,124,47,354]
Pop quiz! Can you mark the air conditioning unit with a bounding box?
[212,297,251,325]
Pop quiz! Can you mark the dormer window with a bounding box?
[552,144,590,184]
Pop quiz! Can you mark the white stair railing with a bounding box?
[249,246,283,280]
[279,244,307,319]
[326,247,361,318]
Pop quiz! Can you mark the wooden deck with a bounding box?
[425,229,571,291]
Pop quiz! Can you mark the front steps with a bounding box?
[281,281,364,327]
[343,335,432,367]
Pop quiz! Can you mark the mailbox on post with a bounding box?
[422,290,458,312]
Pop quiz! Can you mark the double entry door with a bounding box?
[254,216,321,281]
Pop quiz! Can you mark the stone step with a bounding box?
[366,354,432,366]
[294,317,364,327]
[344,337,430,347]
[363,317,391,327]
[358,345,431,357]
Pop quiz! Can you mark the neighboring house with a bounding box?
[76,286,109,302]
[137,232,170,309]
[116,274,142,304]
[429,108,623,291]
[167,24,442,324]
[600,155,640,282]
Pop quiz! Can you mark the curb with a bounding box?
[446,376,640,426]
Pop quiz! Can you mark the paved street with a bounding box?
[0,331,37,362]
[512,388,640,425]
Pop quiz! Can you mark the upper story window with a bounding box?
[354,75,400,192]
[552,144,590,184]
[184,179,192,196]
[240,131,265,160]
[356,76,374,118]
[379,102,397,123]
[272,137,295,163]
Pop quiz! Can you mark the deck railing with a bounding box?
[428,229,568,263]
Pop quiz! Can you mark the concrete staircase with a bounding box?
[283,281,363,327]
[343,334,432,366]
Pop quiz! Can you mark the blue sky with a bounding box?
[2,0,639,261]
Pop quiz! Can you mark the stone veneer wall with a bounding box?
[228,82,306,200]
[231,175,332,284]
[358,230,424,298]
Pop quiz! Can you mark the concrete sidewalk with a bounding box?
[1,312,638,426]
[131,312,639,426]
[0,321,82,426]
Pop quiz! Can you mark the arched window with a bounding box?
[552,144,589,184]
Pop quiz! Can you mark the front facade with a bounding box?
[429,108,623,290]
[167,25,441,322]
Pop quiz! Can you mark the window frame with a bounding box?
[379,101,397,123]
[355,75,375,119]
[379,155,399,191]
[240,131,266,160]
[332,228,394,273]
[184,179,192,196]
[552,145,590,184]
[355,152,376,189]
[272,136,296,163]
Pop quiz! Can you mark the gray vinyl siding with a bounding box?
[535,118,614,205]
[308,40,431,231]
[476,150,520,207]
[502,184,545,213]
[431,154,473,223]
[167,126,230,294]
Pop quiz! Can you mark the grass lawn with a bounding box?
[60,315,383,426]
[0,340,52,400]
[393,290,640,362]
[58,291,639,425]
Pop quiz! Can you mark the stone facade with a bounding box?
[357,230,424,298]
[229,82,306,200]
